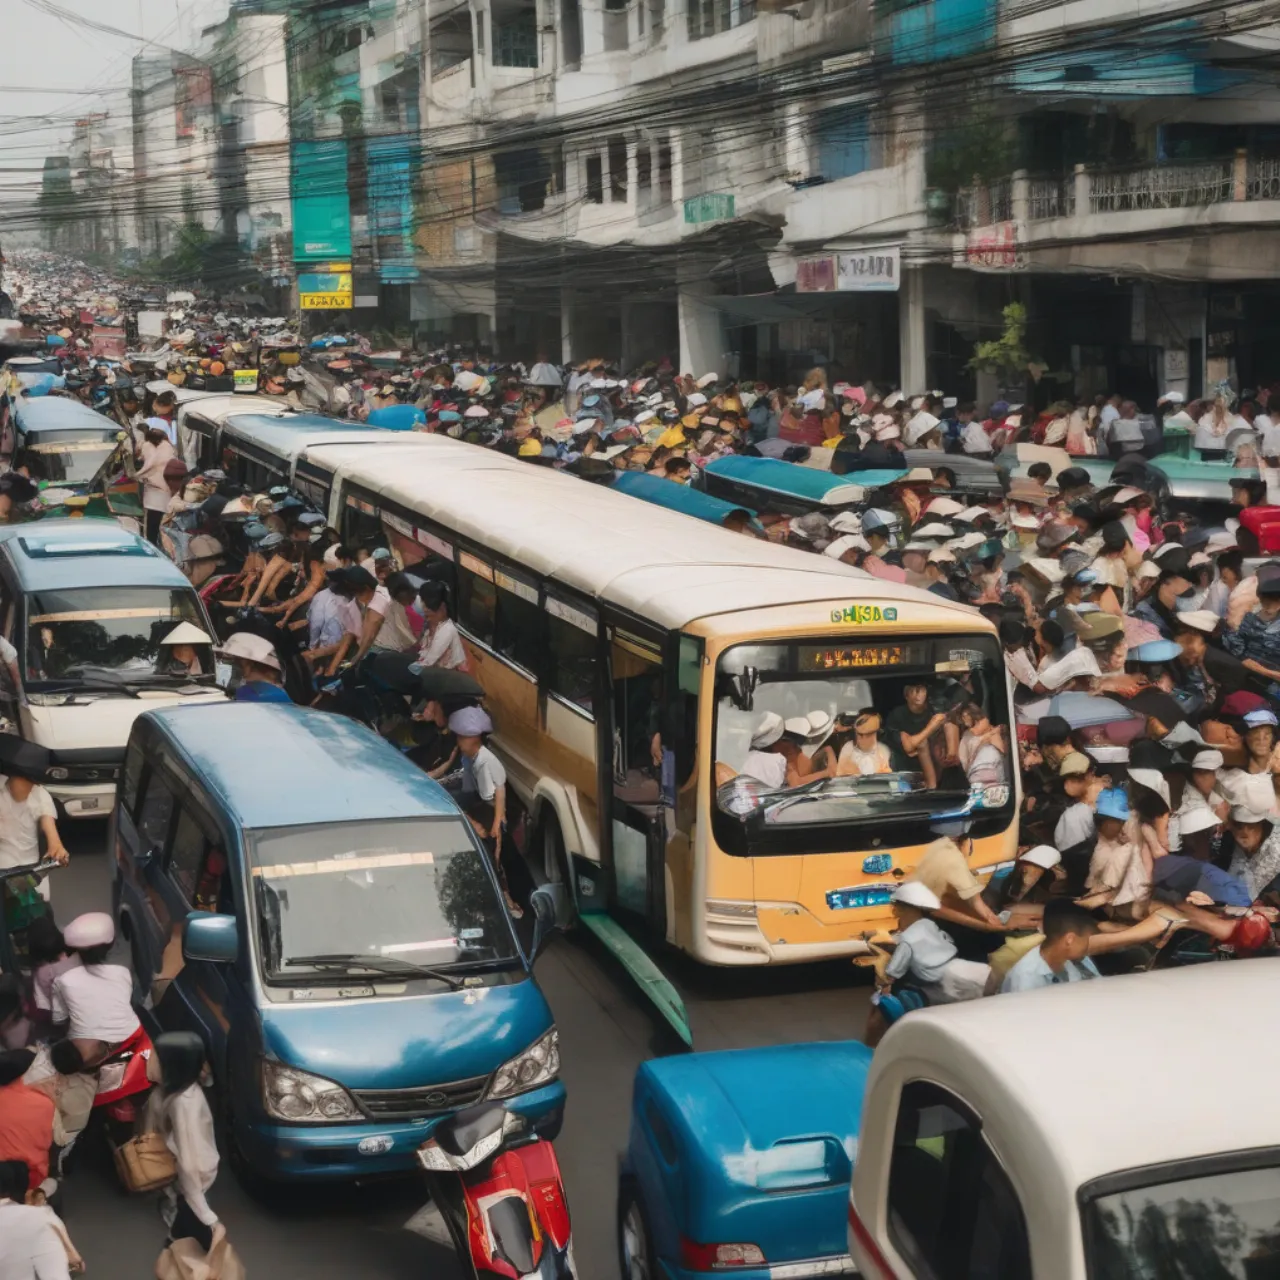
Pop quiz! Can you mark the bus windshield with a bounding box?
[25,429,118,485]
[712,633,1013,854]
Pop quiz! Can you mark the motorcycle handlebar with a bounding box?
[0,858,62,885]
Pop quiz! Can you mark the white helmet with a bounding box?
[215,632,281,671]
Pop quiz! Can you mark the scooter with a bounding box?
[416,1102,577,1280]
[91,1022,155,1147]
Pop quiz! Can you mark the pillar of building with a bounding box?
[898,265,927,393]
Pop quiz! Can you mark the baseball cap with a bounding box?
[1244,708,1279,728]
[1095,789,1131,821]
[1059,752,1092,777]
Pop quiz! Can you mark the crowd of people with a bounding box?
[6,250,1280,1269]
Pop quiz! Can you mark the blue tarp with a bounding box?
[611,470,758,528]
[704,455,904,505]
[366,404,425,430]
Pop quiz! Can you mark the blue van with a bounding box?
[113,702,564,1181]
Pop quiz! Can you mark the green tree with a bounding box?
[968,302,1045,391]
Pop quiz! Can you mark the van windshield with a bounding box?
[1085,1161,1280,1277]
[24,587,213,689]
[249,818,520,982]
[712,633,1014,855]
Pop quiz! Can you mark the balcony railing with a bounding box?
[954,179,1011,229]
[955,151,1280,230]
[1088,160,1232,213]
[1027,175,1074,221]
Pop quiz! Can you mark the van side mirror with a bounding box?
[528,886,558,960]
[183,910,238,963]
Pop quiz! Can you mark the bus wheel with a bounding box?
[538,809,577,931]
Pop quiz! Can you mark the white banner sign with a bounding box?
[835,248,900,292]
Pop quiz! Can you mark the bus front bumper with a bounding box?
[702,905,879,966]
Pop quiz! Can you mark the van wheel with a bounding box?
[538,810,576,931]
[216,1077,274,1203]
[618,1178,655,1280]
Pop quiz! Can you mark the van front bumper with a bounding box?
[237,1079,566,1180]
[45,780,116,818]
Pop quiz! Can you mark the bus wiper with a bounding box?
[440,956,524,973]
[282,953,463,989]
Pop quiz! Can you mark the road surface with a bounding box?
[50,821,872,1279]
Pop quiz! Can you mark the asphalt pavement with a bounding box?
[51,822,873,1279]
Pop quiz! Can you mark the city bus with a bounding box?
[300,436,1018,1043]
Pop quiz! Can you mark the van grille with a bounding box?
[353,1074,489,1119]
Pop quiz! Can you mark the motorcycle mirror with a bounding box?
[529,886,558,960]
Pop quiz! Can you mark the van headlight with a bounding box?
[260,1060,362,1123]
[485,1029,559,1100]
[45,767,69,781]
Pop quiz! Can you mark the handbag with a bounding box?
[156,1236,245,1280]
[114,1131,178,1194]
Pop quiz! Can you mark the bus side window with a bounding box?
[493,569,541,672]
[545,595,596,715]
[457,552,496,647]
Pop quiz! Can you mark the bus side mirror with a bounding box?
[183,910,238,963]
[529,886,558,960]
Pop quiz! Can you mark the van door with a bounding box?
[600,620,670,935]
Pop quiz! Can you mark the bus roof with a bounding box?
[144,702,464,829]
[0,518,193,592]
[311,435,984,631]
[221,413,391,456]
[13,396,115,435]
[883,962,1280,1191]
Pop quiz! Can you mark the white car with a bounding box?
[848,961,1280,1278]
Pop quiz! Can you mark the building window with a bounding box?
[608,135,628,202]
[687,0,755,40]
[431,10,474,77]
[636,145,652,198]
[658,139,673,202]
[495,148,551,213]
[585,154,604,204]
[561,0,583,68]
[604,0,629,50]
[492,0,538,67]
[814,103,873,181]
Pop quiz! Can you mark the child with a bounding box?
[878,882,990,1004]
[449,705,523,919]
[1081,788,1151,918]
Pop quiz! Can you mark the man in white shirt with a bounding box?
[51,914,139,1046]
[1001,899,1101,993]
[0,1160,70,1280]
[0,772,69,901]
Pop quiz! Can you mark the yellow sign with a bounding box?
[830,604,898,625]
[298,266,353,311]
[300,291,353,310]
[233,369,260,394]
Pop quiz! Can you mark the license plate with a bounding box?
[80,796,101,810]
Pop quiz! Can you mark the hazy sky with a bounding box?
[0,0,228,201]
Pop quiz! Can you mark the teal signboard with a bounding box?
[292,139,352,263]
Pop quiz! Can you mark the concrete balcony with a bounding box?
[952,154,1280,277]
[781,156,926,248]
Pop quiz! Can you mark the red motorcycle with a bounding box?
[416,1102,577,1280]
[91,1022,155,1146]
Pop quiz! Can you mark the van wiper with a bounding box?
[282,953,462,989]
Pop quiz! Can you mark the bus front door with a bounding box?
[601,623,670,937]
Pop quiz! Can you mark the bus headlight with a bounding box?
[46,767,70,781]
[486,1029,559,1100]
[260,1060,362,1123]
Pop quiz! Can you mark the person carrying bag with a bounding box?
[146,1034,227,1263]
